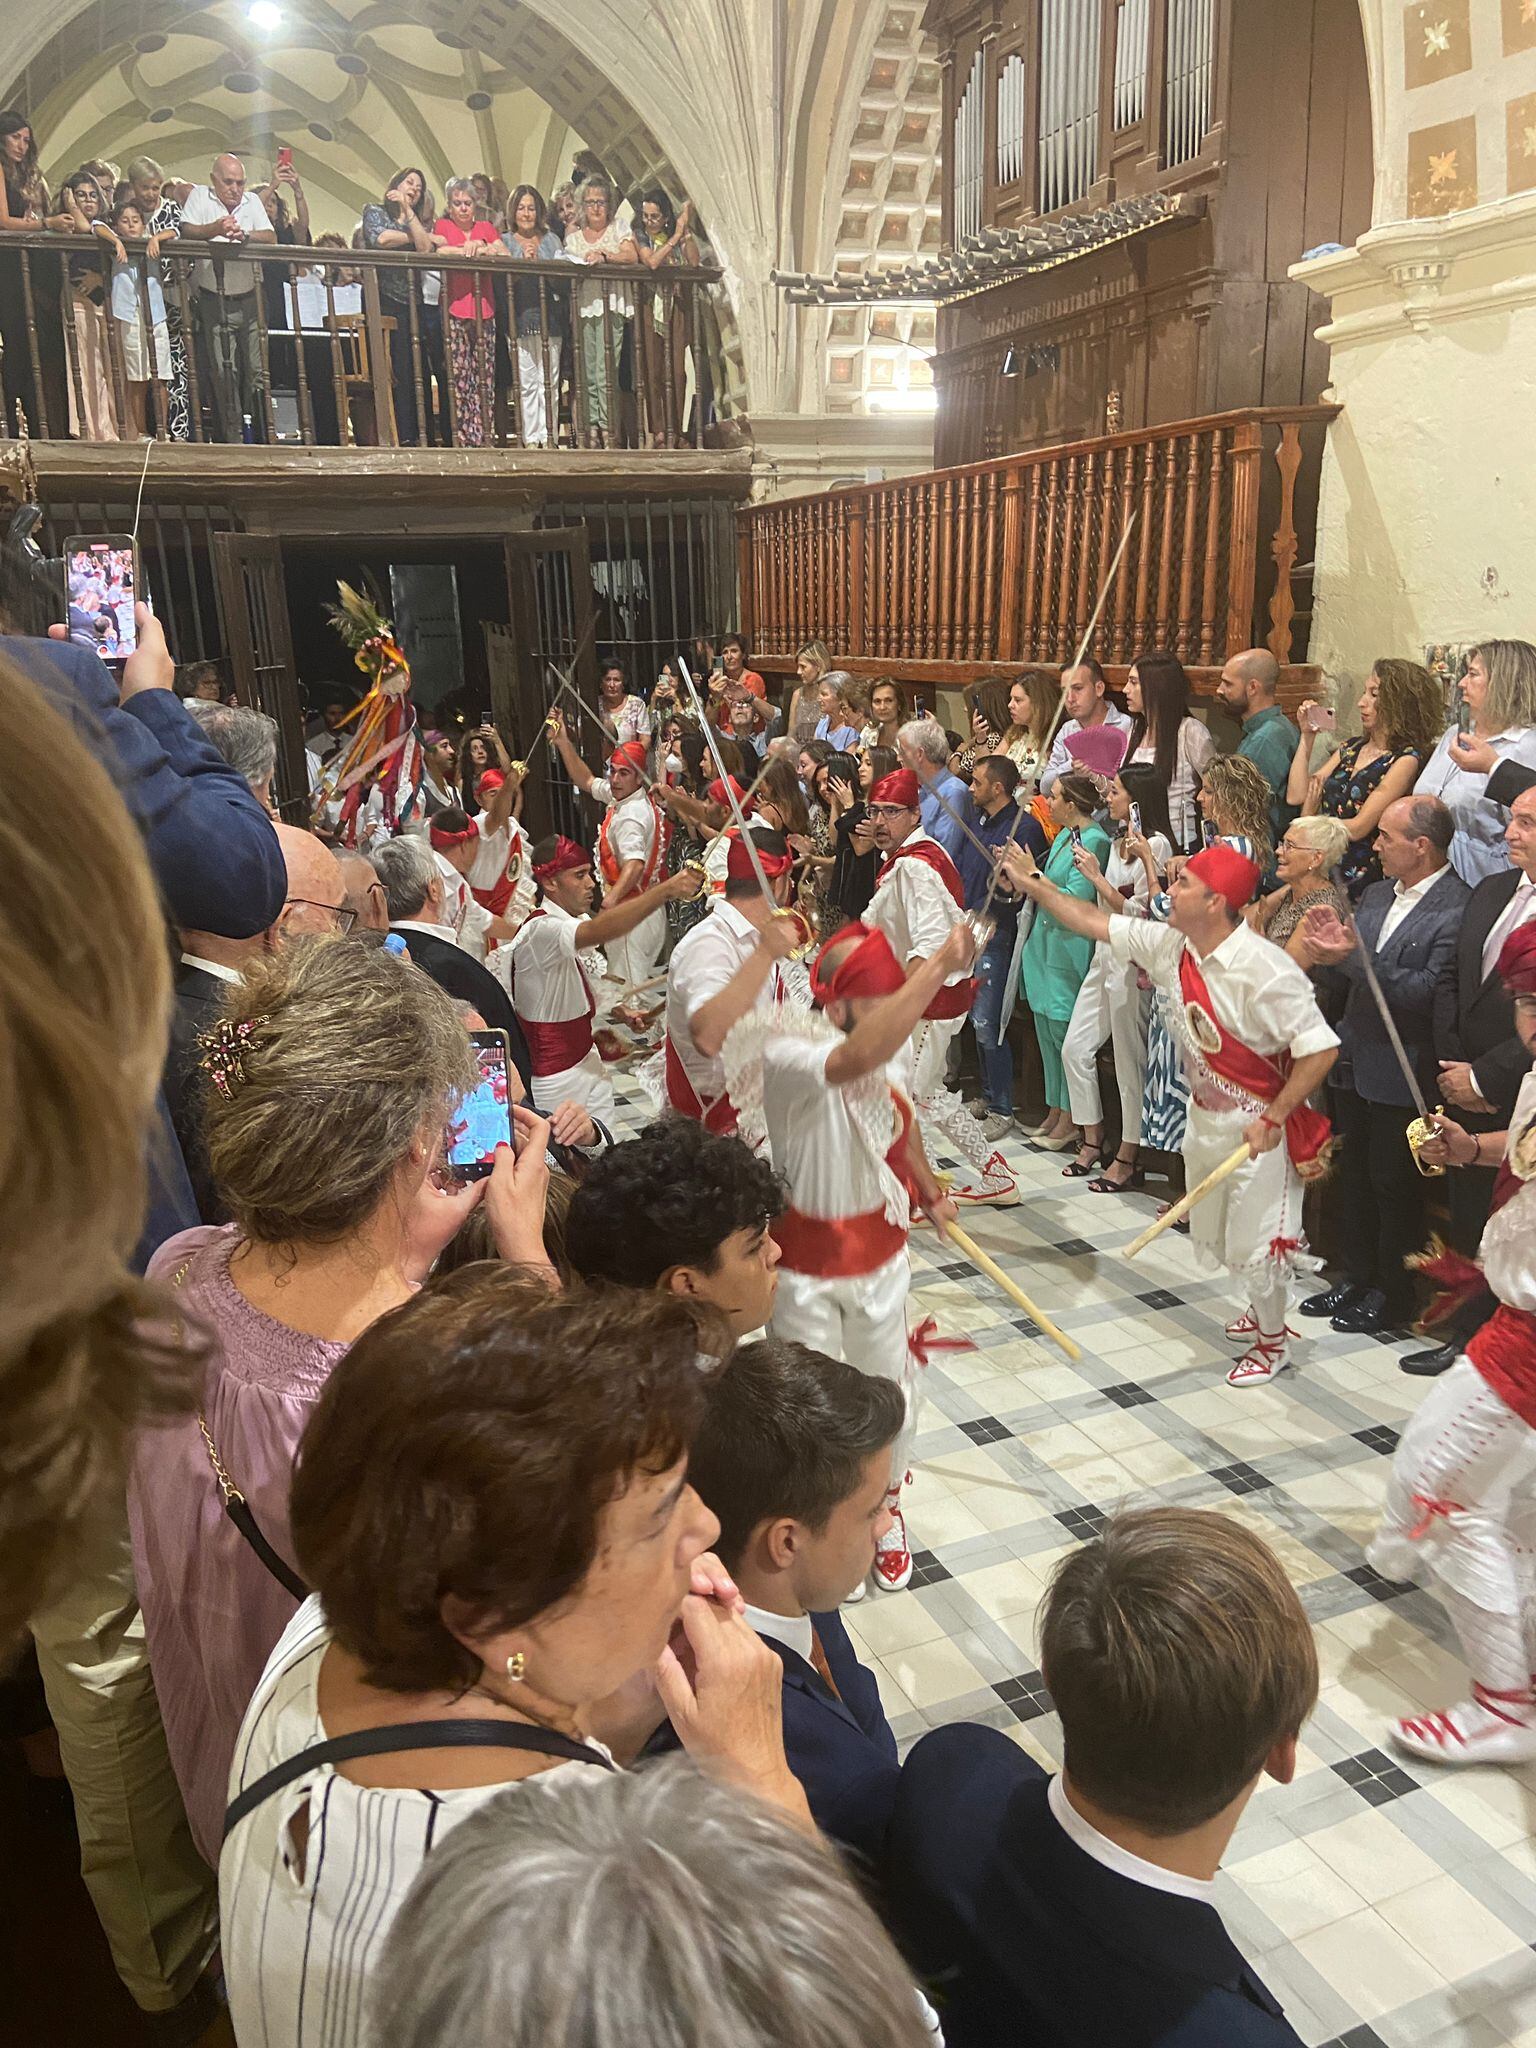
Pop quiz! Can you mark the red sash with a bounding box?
[877,838,975,1019]
[599,796,668,889]
[1176,950,1333,1176]
[473,871,515,918]
[518,1014,594,1074]
[1469,1305,1536,1431]
[664,1035,737,1135]
[772,1205,907,1278]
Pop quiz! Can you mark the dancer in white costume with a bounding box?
[509,833,700,1120]
[862,767,1018,1209]
[548,714,670,993]
[725,917,977,1594]
[1369,924,1536,1766]
[1002,839,1339,1385]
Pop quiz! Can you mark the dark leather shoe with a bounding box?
[1332,1289,1390,1334]
[1300,1282,1363,1319]
[1401,1340,1458,1377]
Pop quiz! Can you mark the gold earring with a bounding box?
[505,1651,526,1683]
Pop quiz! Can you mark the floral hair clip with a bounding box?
[198,1018,256,1100]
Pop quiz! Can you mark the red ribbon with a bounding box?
[908,1316,978,1369]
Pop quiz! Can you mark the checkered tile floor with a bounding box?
[606,1070,1536,2048]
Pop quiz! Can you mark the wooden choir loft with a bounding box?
[753,0,1375,702]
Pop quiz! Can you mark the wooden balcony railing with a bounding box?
[737,404,1339,682]
[0,232,722,452]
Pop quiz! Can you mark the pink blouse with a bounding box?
[128,1224,351,1864]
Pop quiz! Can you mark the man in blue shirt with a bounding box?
[957,755,1047,1134]
[899,713,971,864]
[1216,648,1298,843]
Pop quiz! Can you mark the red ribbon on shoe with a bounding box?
[908,1316,978,1369]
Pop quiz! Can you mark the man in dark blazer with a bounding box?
[1411,782,1536,1370]
[882,1508,1316,2048]
[1299,795,1467,1334]
[371,831,533,1094]
[656,1336,903,1867]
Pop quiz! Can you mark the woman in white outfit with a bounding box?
[503,181,569,447]
[1415,639,1536,885]
[1123,650,1216,851]
[221,1272,807,2048]
[1060,765,1175,1191]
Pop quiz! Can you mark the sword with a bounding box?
[505,611,601,778]
[1314,884,1445,1175]
[549,666,672,803]
[975,511,1139,926]
[677,656,797,932]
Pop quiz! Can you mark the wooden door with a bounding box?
[502,527,598,844]
[211,532,307,819]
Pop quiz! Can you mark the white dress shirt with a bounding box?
[1481,875,1536,980]
[866,832,968,982]
[179,952,243,985]
[1376,862,1451,947]
[589,777,659,876]
[760,1035,904,1222]
[1416,725,1536,885]
[742,1601,814,1661]
[1047,1774,1216,1902]
[666,899,782,1108]
[508,900,592,1025]
[179,185,273,297]
[1107,917,1340,1081]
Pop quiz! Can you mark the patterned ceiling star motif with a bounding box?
[1427,148,1459,185]
[1424,19,1451,52]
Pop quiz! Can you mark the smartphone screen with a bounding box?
[65,535,138,665]
[447,1030,513,1180]
[1311,705,1337,731]
[277,146,293,171]
[1457,693,1473,738]
[1202,820,1218,848]
[1129,801,1143,839]
[1069,825,1083,849]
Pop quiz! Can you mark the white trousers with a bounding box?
[1062,949,1152,1143]
[1183,1102,1312,1330]
[515,331,560,447]
[771,1253,917,1474]
[604,905,667,996]
[527,1045,616,1125]
[909,1015,1006,1189]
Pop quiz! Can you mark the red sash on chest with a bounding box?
[1176,949,1333,1174]
[512,909,597,1074]
[770,1088,919,1278]
[599,797,669,889]
[664,1035,738,1135]
[877,839,977,1020]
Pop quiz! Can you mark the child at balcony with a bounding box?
[108,197,172,438]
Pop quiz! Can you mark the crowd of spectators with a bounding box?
[0,112,718,448]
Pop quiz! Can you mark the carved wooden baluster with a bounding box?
[1020,461,1044,661]
[1055,453,1080,664]
[1225,417,1263,656]
[1200,426,1225,663]
[1156,432,1179,649]
[849,493,867,655]
[1112,446,1136,662]
[977,470,998,661]
[1266,420,1306,665]
[1177,432,1201,661]
[1038,458,1061,664]
[998,464,1025,663]
[1134,440,1157,652]
[920,481,935,664]
[1073,449,1097,663]
[939,476,957,663]
[893,485,907,661]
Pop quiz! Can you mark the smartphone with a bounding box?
[447,1029,513,1180]
[1069,825,1084,850]
[64,534,139,666]
[1129,801,1143,839]
[1202,820,1218,848]
[1457,693,1474,739]
[1306,704,1337,732]
[276,145,293,172]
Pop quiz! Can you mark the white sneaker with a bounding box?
[951,1153,1021,1209]
[842,1577,868,1605]
[1392,1689,1536,1766]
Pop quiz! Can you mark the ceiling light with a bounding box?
[247,2,284,30]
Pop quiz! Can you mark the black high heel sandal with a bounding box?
[1088,1149,1144,1194]
[1062,1141,1105,1179]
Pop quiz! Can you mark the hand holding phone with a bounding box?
[447,1030,514,1181]
[276,145,294,172]
[64,534,141,668]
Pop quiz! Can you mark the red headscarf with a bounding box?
[533,836,590,885]
[429,817,479,851]
[725,833,793,884]
[809,922,906,1005]
[1498,922,1536,996]
[868,767,921,810]
[707,775,754,815]
[1187,843,1261,912]
[477,769,505,797]
[609,741,648,777]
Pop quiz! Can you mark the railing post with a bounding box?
[361,265,395,448]
[1224,416,1263,657]
[736,510,756,648]
[997,464,1025,662]
[1266,419,1306,665]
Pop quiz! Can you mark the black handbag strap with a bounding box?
[224,1495,309,1602]
[224,1717,615,1839]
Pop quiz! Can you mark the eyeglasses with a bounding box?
[866,804,913,822]
[283,898,356,933]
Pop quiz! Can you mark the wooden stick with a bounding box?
[941,1221,1082,1362]
[1122,1142,1251,1259]
[613,970,669,1001]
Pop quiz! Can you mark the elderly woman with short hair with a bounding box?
[1255,812,1351,961]
[564,175,637,446]
[221,1269,808,2048]
[128,935,551,1863]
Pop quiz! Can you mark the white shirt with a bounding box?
[760,1035,903,1222]
[598,695,652,747]
[1481,874,1536,980]
[1480,1065,1536,1312]
[179,185,273,297]
[431,847,494,959]
[1108,917,1339,1091]
[1047,1773,1216,1903]
[1039,705,1134,793]
[743,1601,813,1662]
[1129,718,1216,849]
[222,1597,611,2048]
[667,899,782,1108]
[590,777,658,877]
[866,832,967,981]
[1378,862,1452,947]
[1416,724,1536,885]
[508,900,592,1024]
[179,951,243,985]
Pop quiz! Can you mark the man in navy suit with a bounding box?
[660,1336,903,1865]
[1298,794,1468,1334]
[883,1507,1319,2048]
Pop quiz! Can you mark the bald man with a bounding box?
[168,822,348,1219]
[1217,649,1298,840]
[179,153,276,440]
